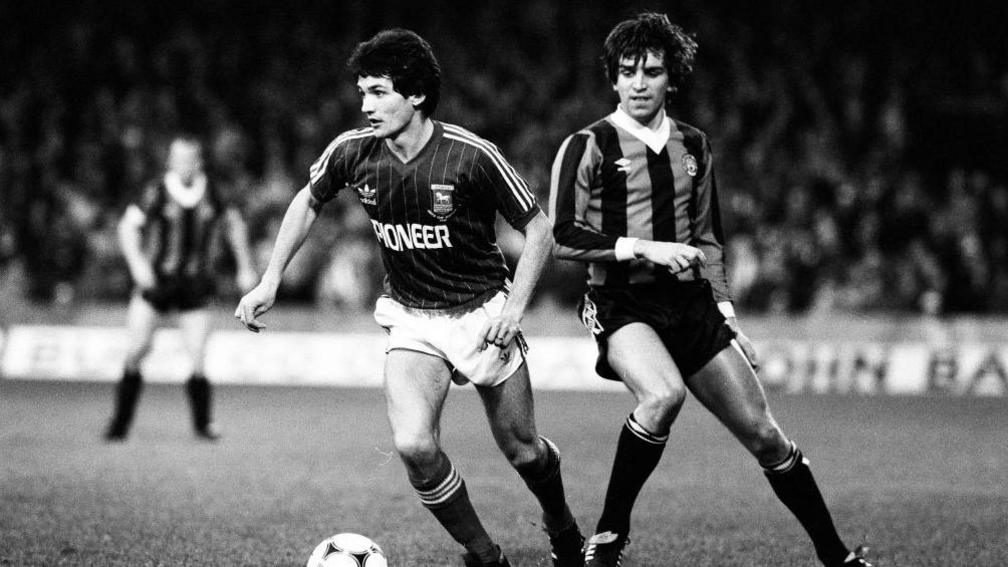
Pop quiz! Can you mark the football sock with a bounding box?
[185,374,213,431]
[763,441,849,565]
[108,369,143,434]
[514,436,576,536]
[411,452,497,562]
[595,412,669,536]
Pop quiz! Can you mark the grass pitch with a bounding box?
[2,379,1006,566]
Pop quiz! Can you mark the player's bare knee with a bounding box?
[638,382,686,420]
[392,434,440,468]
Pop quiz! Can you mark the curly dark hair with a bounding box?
[602,13,698,92]
[348,28,442,117]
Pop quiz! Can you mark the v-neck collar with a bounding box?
[385,120,442,167]
[609,105,671,154]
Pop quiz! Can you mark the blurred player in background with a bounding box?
[549,13,871,567]
[236,29,584,567]
[104,135,258,442]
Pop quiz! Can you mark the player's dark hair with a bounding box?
[348,29,442,117]
[602,12,698,92]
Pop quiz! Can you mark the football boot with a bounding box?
[837,545,872,567]
[549,523,585,567]
[584,531,628,567]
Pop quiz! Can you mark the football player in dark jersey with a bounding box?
[105,135,258,442]
[549,13,870,567]
[236,29,583,567]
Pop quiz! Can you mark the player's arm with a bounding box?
[236,132,348,332]
[549,132,619,261]
[689,138,757,369]
[549,132,704,271]
[223,208,259,293]
[234,186,323,332]
[726,316,758,372]
[470,141,550,350]
[117,204,156,291]
[690,137,729,302]
[481,209,553,350]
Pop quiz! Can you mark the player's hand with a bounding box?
[234,281,277,333]
[131,263,157,291]
[237,268,259,294]
[634,240,706,274]
[726,317,759,372]
[477,311,521,352]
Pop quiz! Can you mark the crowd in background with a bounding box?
[2,1,1006,314]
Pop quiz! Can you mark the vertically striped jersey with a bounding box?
[549,111,731,302]
[309,121,540,310]
[133,173,229,281]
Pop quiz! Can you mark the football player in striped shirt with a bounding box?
[235,29,583,567]
[105,135,258,441]
[549,13,870,567]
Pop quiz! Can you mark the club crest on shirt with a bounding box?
[356,183,376,205]
[682,153,699,177]
[427,184,456,220]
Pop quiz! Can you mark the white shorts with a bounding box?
[373,292,527,387]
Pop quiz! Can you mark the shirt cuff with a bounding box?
[718,301,736,318]
[614,237,639,261]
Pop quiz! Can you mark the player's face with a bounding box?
[613,50,671,126]
[167,141,204,183]
[357,75,425,140]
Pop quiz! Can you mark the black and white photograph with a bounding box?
[1,1,1006,565]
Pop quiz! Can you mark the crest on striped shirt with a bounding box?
[682,153,699,177]
[427,184,456,221]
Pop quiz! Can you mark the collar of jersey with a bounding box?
[163,171,207,208]
[609,105,671,154]
[385,120,442,167]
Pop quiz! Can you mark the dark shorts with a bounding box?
[141,276,214,313]
[579,280,736,381]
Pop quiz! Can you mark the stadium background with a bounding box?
[2,0,1007,313]
[2,1,1007,566]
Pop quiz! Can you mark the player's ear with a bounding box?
[408,93,427,110]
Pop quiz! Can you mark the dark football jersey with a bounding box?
[133,174,227,281]
[549,115,731,302]
[309,121,540,310]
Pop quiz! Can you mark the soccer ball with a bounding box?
[305,533,388,567]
